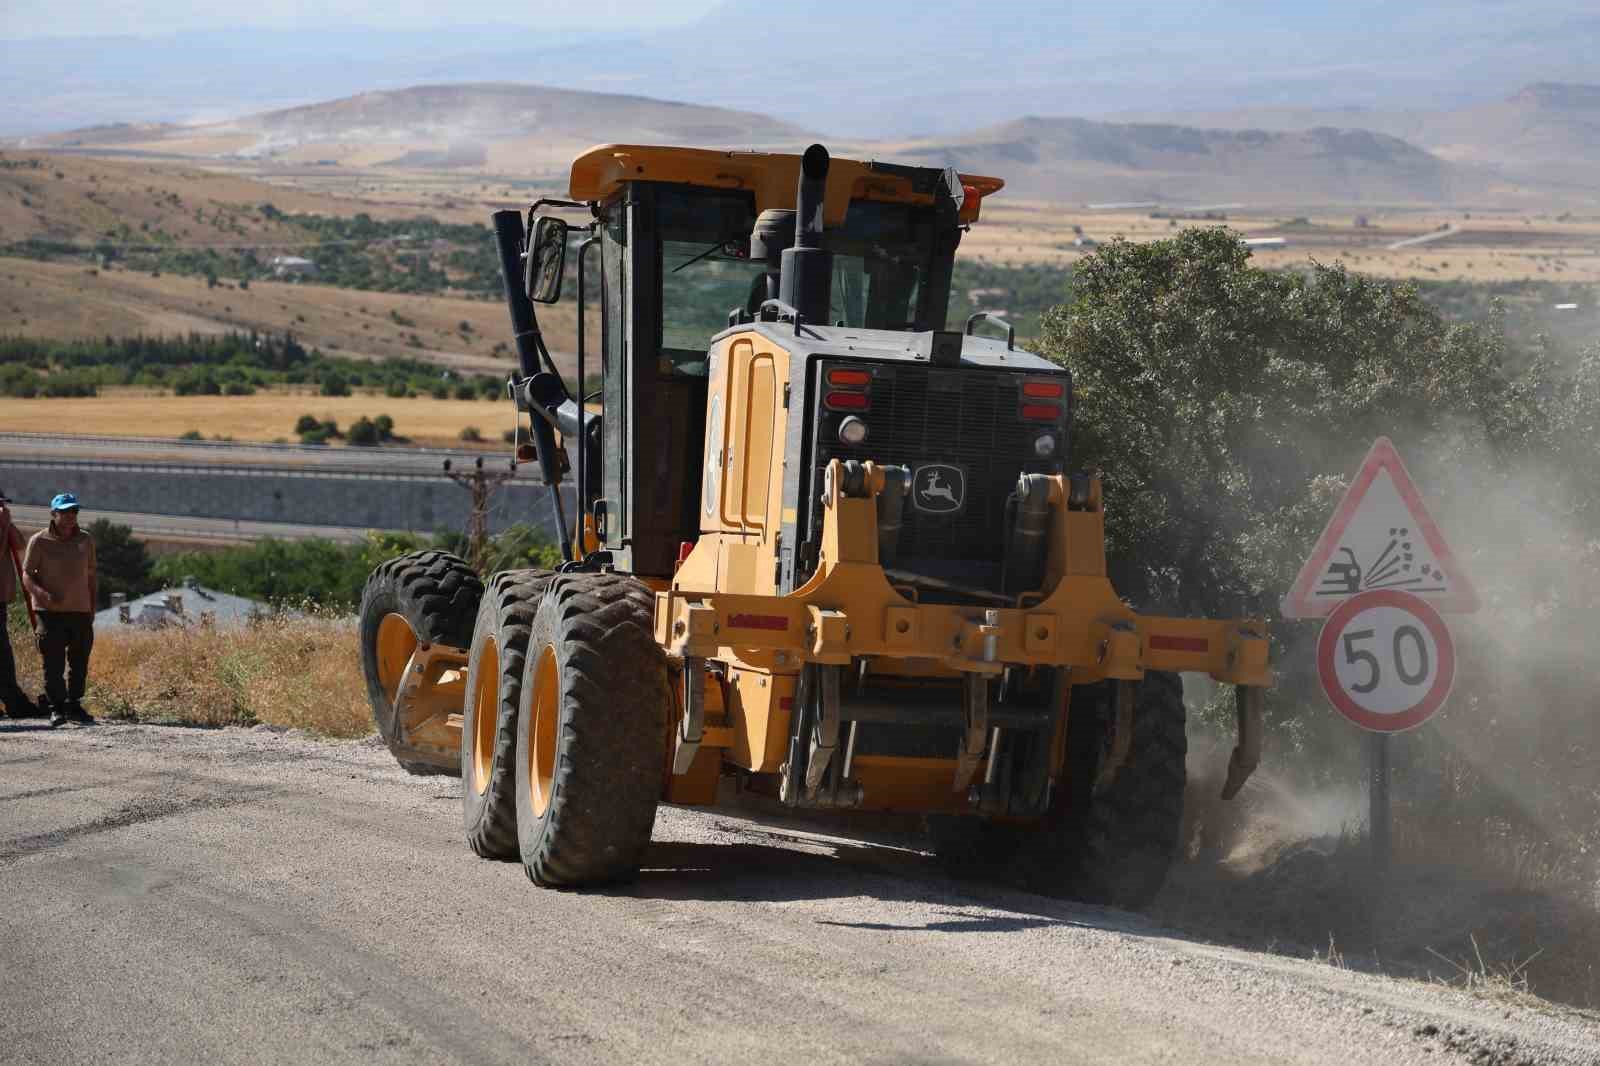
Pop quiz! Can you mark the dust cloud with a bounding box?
[1159,421,1600,1010]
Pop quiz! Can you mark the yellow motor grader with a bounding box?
[358,143,1271,905]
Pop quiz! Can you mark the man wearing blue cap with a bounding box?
[22,493,97,727]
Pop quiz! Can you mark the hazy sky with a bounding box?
[0,0,720,38]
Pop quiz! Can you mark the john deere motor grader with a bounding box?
[359,143,1271,905]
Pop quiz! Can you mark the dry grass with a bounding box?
[1157,751,1600,1012]
[0,384,525,447]
[8,604,371,736]
[0,256,578,373]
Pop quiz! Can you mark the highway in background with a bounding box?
[5,504,377,544]
[0,431,505,474]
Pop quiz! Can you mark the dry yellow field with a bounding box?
[0,385,517,447]
[966,199,1600,284]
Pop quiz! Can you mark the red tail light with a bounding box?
[1021,402,1062,421]
[827,368,872,387]
[1023,380,1065,399]
[825,391,869,411]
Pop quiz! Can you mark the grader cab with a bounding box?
[358,143,1271,906]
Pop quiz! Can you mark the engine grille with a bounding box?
[810,361,1063,596]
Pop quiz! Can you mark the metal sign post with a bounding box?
[1369,732,1390,876]
[1291,438,1478,884]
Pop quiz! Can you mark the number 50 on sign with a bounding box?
[1316,589,1456,733]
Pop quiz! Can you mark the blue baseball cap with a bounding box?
[50,492,80,512]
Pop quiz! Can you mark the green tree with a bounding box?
[1037,229,1516,622]
[320,370,351,397]
[347,417,380,446]
[86,519,155,609]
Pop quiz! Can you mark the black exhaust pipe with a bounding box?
[491,210,544,380]
[778,144,833,326]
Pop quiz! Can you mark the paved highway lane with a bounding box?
[3,723,1597,1066]
[5,504,378,543]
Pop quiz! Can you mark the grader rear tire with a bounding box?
[460,569,553,860]
[358,550,483,776]
[1033,671,1188,909]
[514,573,670,887]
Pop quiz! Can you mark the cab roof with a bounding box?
[568,144,1004,226]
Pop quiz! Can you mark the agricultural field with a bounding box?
[968,198,1600,284]
[0,385,517,447]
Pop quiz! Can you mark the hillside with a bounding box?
[19,83,808,177]
[878,118,1479,205]
[1114,82,1600,196]
[17,82,1500,207]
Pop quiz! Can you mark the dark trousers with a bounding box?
[0,605,28,709]
[36,611,93,710]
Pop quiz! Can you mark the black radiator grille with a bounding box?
[810,361,1060,594]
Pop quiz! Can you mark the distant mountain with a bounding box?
[18,84,807,176]
[1114,83,1600,192]
[18,82,1513,207]
[879,118,1478,204]
[3,4,1597,139]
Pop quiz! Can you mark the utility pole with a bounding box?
[443,456,515,572]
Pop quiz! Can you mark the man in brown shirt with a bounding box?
[0,489,42,719]
[22,493,97,727]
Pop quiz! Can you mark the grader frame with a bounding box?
[360,141,1271,901]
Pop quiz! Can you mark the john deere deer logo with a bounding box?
[913,464,966,514]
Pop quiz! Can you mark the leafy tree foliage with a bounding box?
[86,519,155,609]
[1039,228,1515,620]
[1040,230,1600,873]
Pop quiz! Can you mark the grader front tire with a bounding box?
[358,550,483,776]
[514,573,670,887]
[1040,671,1188,909]
[461,569,554,860]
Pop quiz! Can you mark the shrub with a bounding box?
[347,417,380,446]
[320,371,351,397]
[224,381,255,396]
[384,379,408,398]
[179,430,204,441]
[454,383,477,401]
[459,425,483,442]
[294,414,321,434]
[373,414,395,440]
[430,383,449,400]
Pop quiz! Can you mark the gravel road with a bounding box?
[3,721,1597,1066]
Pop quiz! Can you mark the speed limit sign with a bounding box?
[1316,589,1455,732]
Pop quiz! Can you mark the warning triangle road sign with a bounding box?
[1283,437,1479,619]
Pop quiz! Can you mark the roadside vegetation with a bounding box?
[1046,228,1600,1007]
[0,332,509,399]
[5,523,562,733]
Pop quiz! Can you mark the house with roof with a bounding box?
[96,577,273,630]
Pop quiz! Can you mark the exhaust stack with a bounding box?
[778,144,834,326]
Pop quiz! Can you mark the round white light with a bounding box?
[1034,433,1056,457]
[838,416,869,446]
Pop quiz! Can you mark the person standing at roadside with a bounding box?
[0,489,42,719]
[22,493,97,727]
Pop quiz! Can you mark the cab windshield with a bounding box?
[660,190,940,363]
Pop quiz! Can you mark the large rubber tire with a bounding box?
[460,569,553,860]
[515,573,670,887]
[358,550,483,776]
[1033,671,1188,909]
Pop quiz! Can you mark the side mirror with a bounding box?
[525,216,568,304]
